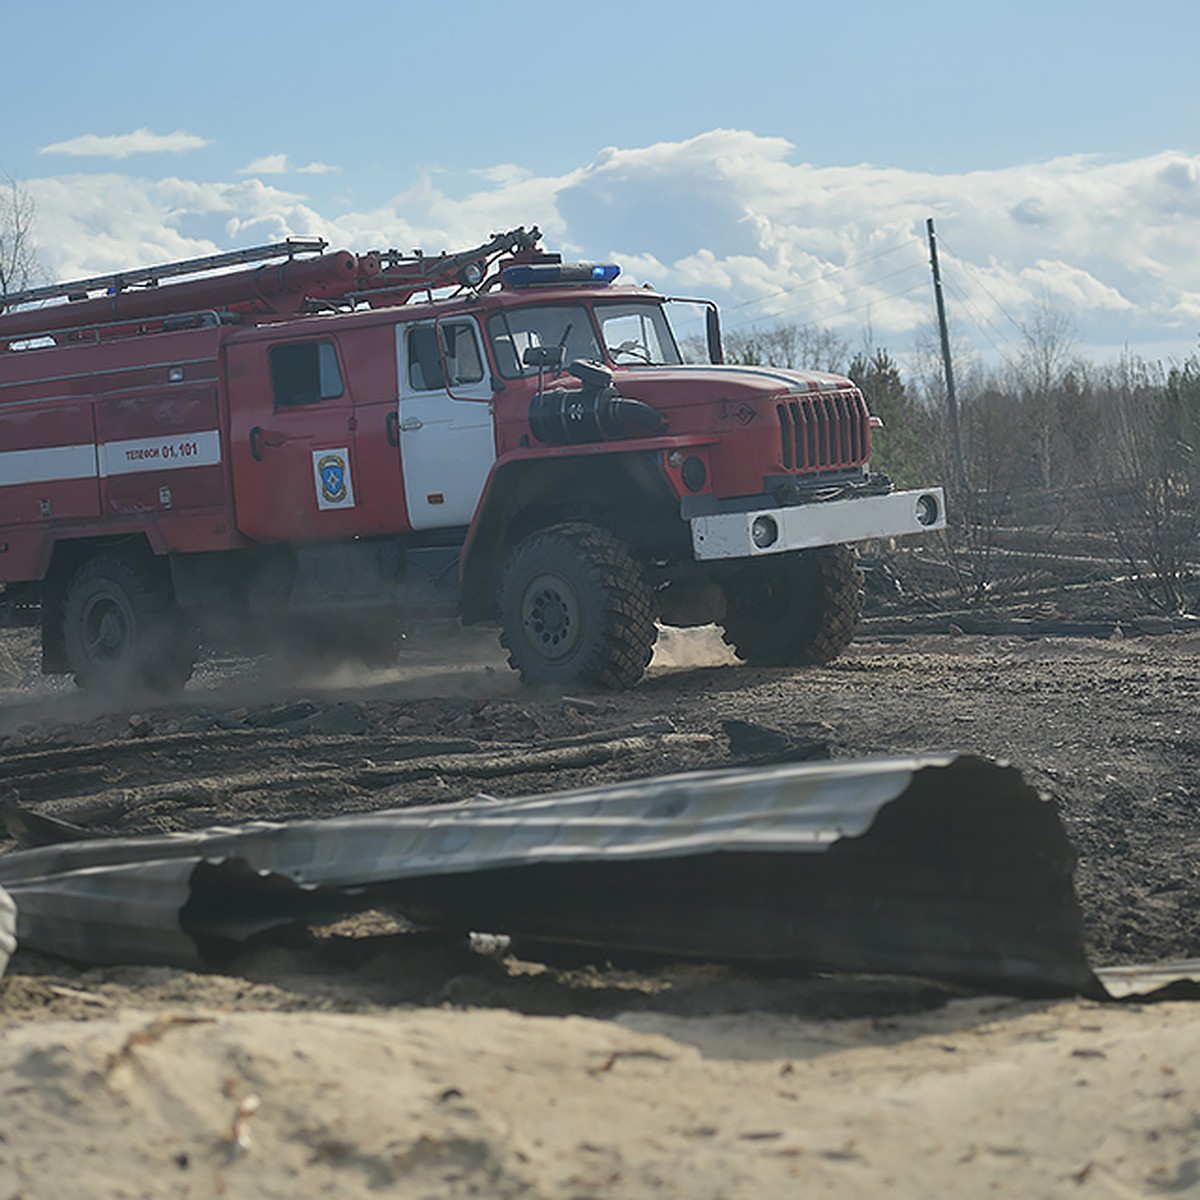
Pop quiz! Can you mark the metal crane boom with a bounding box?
[0,238,329,311]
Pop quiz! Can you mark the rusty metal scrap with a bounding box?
[0,754,1164,997]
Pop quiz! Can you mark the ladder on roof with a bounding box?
[0,237,328,311]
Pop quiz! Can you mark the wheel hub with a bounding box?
[83,597,131,661]
[521,573,580,661]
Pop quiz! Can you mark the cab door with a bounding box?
[396,317,495,530]
[227,336,363,543]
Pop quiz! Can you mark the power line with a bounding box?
[936,235,1027,336]
[724,276,930,339]
[942,272,1019,360]
[724,262,927,334]
[722,237,924,315]
[821,277,931,323]
[796,272,929,325]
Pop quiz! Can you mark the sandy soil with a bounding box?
[5,993,1200,1198]
[1,617,1199,1196]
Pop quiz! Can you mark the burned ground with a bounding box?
[1,588,1197,1023]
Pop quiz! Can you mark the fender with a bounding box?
[458,434,718,624]
[19,524,168,585]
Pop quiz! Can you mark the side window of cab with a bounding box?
[406,322,485,391]
[270,340,344,408]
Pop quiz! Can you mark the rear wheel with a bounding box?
[62,553,196,690]
[720,546,863,667]
[499,522,657,689]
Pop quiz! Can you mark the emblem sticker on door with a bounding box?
[312,448,356,510]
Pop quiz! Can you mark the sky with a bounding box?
[3,0,1199,373]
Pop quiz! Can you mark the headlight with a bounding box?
[681,456,707,491]
[751,514,779,548]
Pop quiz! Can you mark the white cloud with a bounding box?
[40,129,210,159]
[239,154,339,176]
[23,132,1200,364]
[470,164,533,186]
[29,174,327,279]
[544,133,1200,358]
[324,165,580,257]
[241,154,289,175]
[1017,261,1134,312]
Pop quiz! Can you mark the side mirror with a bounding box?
[705,305,724,365]
[522,345,566,370]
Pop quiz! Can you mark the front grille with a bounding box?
[776,390,870,471]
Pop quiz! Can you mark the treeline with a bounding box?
[712,322,1200,615]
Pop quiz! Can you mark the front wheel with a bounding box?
[720,546,863,667]
[62,553,196,690]
[498,522,657,689]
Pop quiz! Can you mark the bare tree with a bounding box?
[0,172,40,299]
[911,322,1055,605]
[724,322,850,374]
[1095,351,1200,613]
[1013,296,1077,491]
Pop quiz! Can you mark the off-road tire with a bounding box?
[62,553,196,691]
[498,522,657,689]
[720,546,863,667]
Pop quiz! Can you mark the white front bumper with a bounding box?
[690,487,946,561]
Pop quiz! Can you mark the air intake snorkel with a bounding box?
[528,357,667,446]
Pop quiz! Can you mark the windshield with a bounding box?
[487,299,684,377]
[594,301,682,365]
[486,304,601,378]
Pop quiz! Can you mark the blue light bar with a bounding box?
[502,263,621,288]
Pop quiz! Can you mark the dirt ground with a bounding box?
[1,608,1199,1197]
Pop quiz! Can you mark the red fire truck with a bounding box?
[0,229,945,690]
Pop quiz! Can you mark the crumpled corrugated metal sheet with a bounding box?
[1094,961,1200,1001]
[0,754,1108,995]
[0,885,15,976]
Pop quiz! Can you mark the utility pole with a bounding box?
[926,217,966,491]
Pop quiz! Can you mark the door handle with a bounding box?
[249,426,285,461]
[398,416,423,432]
